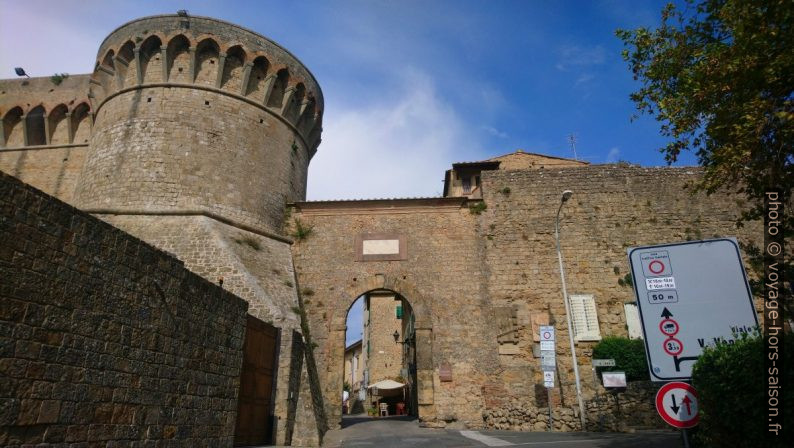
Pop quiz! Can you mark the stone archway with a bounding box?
[325,274,435,428]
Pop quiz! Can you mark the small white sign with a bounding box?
[539,326,555,341]
[602,371,627,388]
[541,352,556,370]
[544,371,555,388]
[540,341,555,351]
[647,290,679,304]
[641,251,673,277]
[592,359,616,367]
[645,276,676,290]
[362,239,400,255]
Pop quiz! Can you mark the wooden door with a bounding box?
[234,315,279,446]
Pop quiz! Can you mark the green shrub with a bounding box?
[291,218,314,241]
[469,201,487,215]
[691,332,792,448]
[50,73,69,85]
[591,336,649,381]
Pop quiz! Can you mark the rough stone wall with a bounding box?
[488,151,588,170]
[76,86,309,234]
[0,171,248,447]
[92,213,323,446]
[290,200,501,429]
[483,381,664,432]
[0,146,87,204]
[1,76,93,204]
[0,76,91,118]
[477,164,763,430]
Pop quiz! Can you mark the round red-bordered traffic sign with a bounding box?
[656,382,699,428]
[663,337,684,356]
[648,260,666,274]
[659,319,679,336]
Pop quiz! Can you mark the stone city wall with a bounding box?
[289,164,763,432]
[477,164,763,430]
[0,171,248,447]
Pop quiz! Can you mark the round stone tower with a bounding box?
[74,14,323,234]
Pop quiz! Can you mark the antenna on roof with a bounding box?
[567,133,578,161]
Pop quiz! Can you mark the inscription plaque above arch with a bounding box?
[355,233,406,261]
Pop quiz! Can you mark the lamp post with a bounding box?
[555,190,587,429]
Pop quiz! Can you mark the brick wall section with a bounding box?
[0,76,91,117]
[93,214,316,445]
[0,146,87,204]
[478,164,763,430]
[0,171,248,447]
[488,151,587,170]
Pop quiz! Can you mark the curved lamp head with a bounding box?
[561,190,573,202]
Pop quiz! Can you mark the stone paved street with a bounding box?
[322,415,683,448]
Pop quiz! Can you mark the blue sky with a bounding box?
[0,0,696,200]
[347,297,363,347]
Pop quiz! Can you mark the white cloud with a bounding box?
[574,73,595,86]
[606,146,621,163]
[483,125,508,139]
[555,45,606,71]
[307,69,479,200]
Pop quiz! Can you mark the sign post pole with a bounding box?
[547,388,553,432]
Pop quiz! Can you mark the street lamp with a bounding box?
[555,189,587,429]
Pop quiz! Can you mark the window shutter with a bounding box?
[569,294,601,341]
[396,305,403,319]
[624,303,643,339]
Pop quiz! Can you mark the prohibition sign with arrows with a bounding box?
[655,382,699,428]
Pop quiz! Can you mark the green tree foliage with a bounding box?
[616,0,793,231]
[591,336,650,381]
[691,332,792,447]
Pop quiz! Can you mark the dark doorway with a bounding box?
[234,315,279,446]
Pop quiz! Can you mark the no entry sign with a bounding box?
[655,382,699,428]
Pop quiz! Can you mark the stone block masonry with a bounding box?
[0,171,249,447]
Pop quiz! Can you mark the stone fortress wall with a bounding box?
[1,14,328,447]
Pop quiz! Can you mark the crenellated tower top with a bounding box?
[90,14,323,154]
